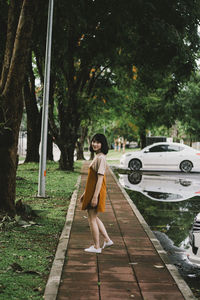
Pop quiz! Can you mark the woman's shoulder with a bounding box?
[90,153,106,170]
[97,153,106,161]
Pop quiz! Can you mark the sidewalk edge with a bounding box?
[109,166,197,300]
[44,175,81,300]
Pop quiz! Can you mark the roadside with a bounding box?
[7,150,198,299]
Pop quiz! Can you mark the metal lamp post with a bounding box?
[38,0,54,197]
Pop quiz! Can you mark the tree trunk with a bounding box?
[47,133,54,161]
[23,71,41,163]
[139,129,146,149]
[57,113,80,170]
[0,0,40,214]
[189,134,192,147]
[87,136,94,160]
[76,140,85,160]
[76,126,88,160]
[59,141,76,171]
[0,122,17,215]
[49,83,81,170]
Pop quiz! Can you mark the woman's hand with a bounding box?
[90,174,103,208]
[79,192,85,203]
[91,196,98,208]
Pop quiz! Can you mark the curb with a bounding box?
[109,166,197,300]
[43,176,81,300]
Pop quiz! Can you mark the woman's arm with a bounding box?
[90,174,104,207]
[79,191,85,203]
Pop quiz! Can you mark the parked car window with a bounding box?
[149,145,167,152]
[167,145,183,152]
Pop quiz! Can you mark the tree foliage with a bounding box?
[177,72,200,141]
[40,0,199,169]
[1,0,200,213]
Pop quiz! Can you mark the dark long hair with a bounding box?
[89,133,109,155]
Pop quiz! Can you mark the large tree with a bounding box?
[49,0,200,169]
[0,0,40,214]
[18,0,200,171]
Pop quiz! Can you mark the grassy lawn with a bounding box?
[0,161,82,300]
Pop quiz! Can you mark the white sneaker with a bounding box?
[102,240,114,249]
[84,245,102,253]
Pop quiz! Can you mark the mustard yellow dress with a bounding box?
[81,153,107,212]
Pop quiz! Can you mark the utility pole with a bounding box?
[38,0,54,197]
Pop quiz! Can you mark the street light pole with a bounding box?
[38,0,54,197]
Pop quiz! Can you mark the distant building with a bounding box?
[146,136,173,146]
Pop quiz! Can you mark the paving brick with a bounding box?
[140,282,184,300]
[100,282,142,300]
[99,272,136,282]
[57,289,99,300]
[60,271,98,282]
[133,262,175,284]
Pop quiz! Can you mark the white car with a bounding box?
[120,142,200,173]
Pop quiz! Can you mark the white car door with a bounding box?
[163,144,184,169]
[142,144,167,169]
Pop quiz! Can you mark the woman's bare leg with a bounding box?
[87,209,100,249]
[96,217,110,242]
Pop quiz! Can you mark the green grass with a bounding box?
[0,161,82,300]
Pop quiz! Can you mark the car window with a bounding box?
[167,145,183,152]
[149,145,167,152]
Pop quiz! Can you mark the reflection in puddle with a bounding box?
[117,170,200,298]
[189,213,200,266]
[119,171,200,202]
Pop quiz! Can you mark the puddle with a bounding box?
[115,169,200,299]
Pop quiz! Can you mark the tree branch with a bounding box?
[0,0,22,93]
[2,0,40,99]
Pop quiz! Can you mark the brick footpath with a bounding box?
[56,162,194,300]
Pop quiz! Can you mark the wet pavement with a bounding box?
[55,162,194,300]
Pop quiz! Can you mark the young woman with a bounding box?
[80,133,113,253]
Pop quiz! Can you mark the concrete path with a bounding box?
[51,162,195,300]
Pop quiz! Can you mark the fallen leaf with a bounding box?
[22,224,32,228]
[154,265,165,269]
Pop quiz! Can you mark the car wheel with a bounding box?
[128,172,142,184]
[180,160,193,173]
[128,159,142,171]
